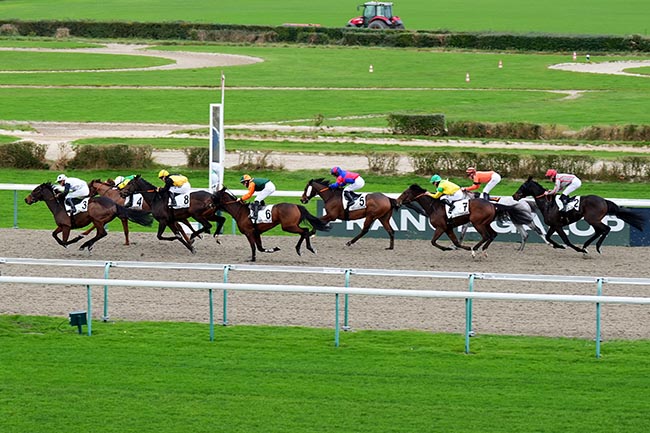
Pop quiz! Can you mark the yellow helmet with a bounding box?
[158,169,169,179]
[240,174,252,184]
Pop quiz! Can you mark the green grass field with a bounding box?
[1,315,649,433]
[1,0,649,36]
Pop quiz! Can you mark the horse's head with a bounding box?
[119,175,148,197]
[513,176,544,201]
[300,178,327,204]
[396,184,427,206]
[25,182,55,205]
[211,186,237,208]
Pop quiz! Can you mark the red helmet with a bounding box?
[545,169,557,178]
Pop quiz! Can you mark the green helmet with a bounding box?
[430,174,442,183]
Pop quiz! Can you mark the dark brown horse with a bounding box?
[212,187,331,262]
[300,178,399,249]
[513,176,646,254]
[396,184,533,257]
[119,176,226,254]
[24,182,153,252]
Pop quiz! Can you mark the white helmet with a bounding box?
[114,176,125,185]
[56,174,67,183]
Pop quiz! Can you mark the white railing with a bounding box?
[2,256,650,358]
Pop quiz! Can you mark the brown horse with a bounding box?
[119,176,226,254]
[396,184,533,257]
[513,176,646,254]
[300,178,399,249]
[212,186,331,262]
[24,182,153,252]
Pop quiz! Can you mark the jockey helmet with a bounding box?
[158,169,169,179]
[240,174,252,184]
[114,176,125,185]
[466,167,476,174]
[545,169,557,178]
[430,174,442,183]
[56,174,67,183]
[330,166,340,176]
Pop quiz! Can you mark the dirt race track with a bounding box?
[1,228,649,341]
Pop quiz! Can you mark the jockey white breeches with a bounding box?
[442,189,465,203]
[562,178,582,196]
[343,177,365,192]
[482,172,501,194]
[67,185,89,200]
[170,182,191,194]
[254,181,276,202]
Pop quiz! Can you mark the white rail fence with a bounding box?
[2,257,650,358]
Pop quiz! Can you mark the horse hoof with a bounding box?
[345,241,352,247]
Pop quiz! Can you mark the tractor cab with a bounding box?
[347,2,404,29]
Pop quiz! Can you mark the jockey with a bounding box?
[158,169,191,203]
[55,174,89,215]
[430,174,464,212]
[239,174,276,222]
[462,167,501,200]
[544,169,582,211]
[114,174,136,207]
[329,166,365,206]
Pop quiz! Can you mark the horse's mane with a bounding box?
[409,184,427,194]
[134,175,156,190]
[311,178,327,185]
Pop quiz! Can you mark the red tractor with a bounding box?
[346,2,405,30]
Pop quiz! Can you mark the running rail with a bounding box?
[2,261,650,357]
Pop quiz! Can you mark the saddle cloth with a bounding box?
[64,198,90,214]
[555,196,580,212]
[446,198,470,219]
[128,193,145,210]
[342,193,368,211]
[249,205,274,223]
[168,193,191,209]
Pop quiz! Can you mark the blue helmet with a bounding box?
[430,174,442,183]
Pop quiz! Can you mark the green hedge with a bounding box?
[3,19,650,52]
[387,113,447,136]
[0,141,48,169]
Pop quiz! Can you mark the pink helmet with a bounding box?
[545,169,557,178]
[331,166,340,176]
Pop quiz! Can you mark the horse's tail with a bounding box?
[494,203,534,226]
[607,200,646,231]
[117,205,155,227]
[298,205,331,232]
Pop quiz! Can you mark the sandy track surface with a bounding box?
[1,228,648,340]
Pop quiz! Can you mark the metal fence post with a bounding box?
[343,269,351,331]
[86,284,92,336]
[222,265,231,326]
[596,278,603,358]
[102,261,111,321]
[465,273,476,354]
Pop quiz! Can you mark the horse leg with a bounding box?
[430,228,454,251]
[446,228,471,251]
[120,217,130,246]
[377,212,395,250]
[515,224,528,251]
[583,222,610,254]
[458,223,469,244]
[211,214,226,242]
[346,218,373,248]
[244,232,257,262]
[551,225,586,253]
[544,227,566,249]
[79,223,107,252]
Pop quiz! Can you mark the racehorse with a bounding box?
[396,184,534,257]
[300,178,399,249]
[212,186,331,262]
[458,190,549,251]
[119,175,226,254]
[88,178,204,246]
[513,176,646,254]
[24,182,153,252]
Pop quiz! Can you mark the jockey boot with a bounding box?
[124,195,133,208]
[250,201,260,223]
[65,197,76,215]
[344,191,354,209]
[481,192,490,201]
[559,194,569,211]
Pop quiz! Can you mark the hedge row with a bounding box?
[2,20,650,52]
[408,151,650,181]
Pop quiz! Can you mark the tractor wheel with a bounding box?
[368,21,388,29]
[394,24,405,30]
